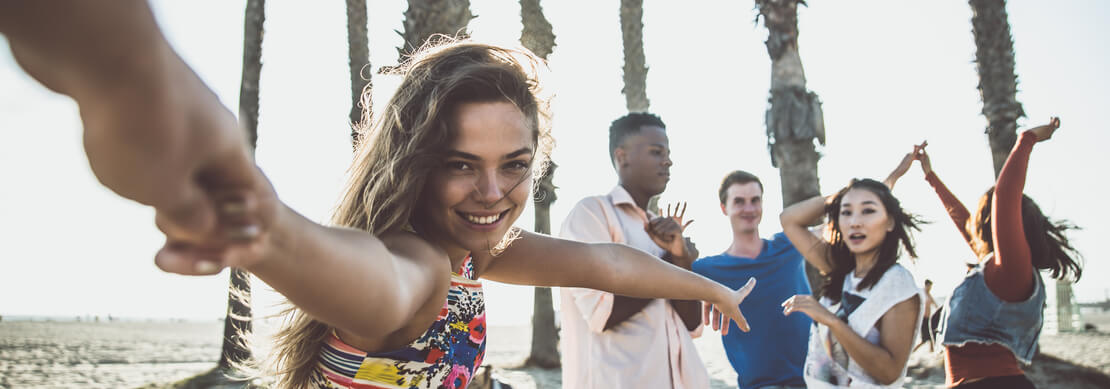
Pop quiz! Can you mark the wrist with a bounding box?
[668,249,694,267]
[243,202,293,274]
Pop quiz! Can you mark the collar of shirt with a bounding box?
[608,185,654,224]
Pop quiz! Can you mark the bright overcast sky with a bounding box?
[2,0,1107,325]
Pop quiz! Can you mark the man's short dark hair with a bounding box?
[718,170,763,205]
[609,112,666,162]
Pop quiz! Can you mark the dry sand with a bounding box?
[3,313,1107,388]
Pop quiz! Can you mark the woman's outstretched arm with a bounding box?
[985,117,1059,302]
[479,230,757,332]
[154,199,454,346]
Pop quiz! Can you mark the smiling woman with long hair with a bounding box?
[146,37,758,389]
[779,178,926,388]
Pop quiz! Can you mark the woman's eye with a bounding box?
[840,210,851,216]
[861,208,876,215]
[505,160,530,172]
[446,161,472,171]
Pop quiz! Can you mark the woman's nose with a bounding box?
[472,170,505,204]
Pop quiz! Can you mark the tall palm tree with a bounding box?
[519,0,560,369]
[218,0,265,372]
[399,0,474,58]
[346,0,372,148]
[755,0,826,292]
[619,0,649,112]
[969,0,1024,177]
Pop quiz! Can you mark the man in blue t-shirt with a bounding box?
[691,170,811,389]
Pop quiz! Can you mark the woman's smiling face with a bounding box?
[420,100,534,259]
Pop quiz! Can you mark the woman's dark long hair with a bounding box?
[967,187,1083,281]
[821,179,925,303]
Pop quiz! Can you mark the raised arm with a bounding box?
[780,195,833,275]
[985,117,1059,302]
[883,144,922,190]
[480,230,756,332]
[916,146,974,246]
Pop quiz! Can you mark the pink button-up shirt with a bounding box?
[558,186,709,389]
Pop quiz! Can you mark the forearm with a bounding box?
[247,207,443,338]
[780,195,833,274]
[81,71,249,209]
[923,172,973,244]
[484,232,730,303]
[985,130,1037,301]
[589,244,731,304]
[605,296,655,330]
[4,0,252,210]
[826,321,905,385]
[2,0,171,98]
[671,299,702,331]
[781,194,827,228]
[661,251,702,330]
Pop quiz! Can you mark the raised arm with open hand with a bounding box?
[644,202,697,263]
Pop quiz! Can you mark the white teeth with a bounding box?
[465,213,500,225]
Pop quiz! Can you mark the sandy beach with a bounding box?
[1,313,1108,388]
[482,318,1110,389]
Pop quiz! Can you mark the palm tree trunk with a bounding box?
[218,0,265,371]
[520,0,555,58]
[618,0,660,213]
[756,0,826,294]
[519,0,560,368]
[399,0,474,59]
[528,164,561,368]
[969,0,1024,177]
[346,0,372,149]
[619,0,649,113]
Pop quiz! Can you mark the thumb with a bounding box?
[737,277,757,301]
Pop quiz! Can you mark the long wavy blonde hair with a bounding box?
[266,37,553,388]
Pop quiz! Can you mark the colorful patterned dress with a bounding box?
[311,255,486,388]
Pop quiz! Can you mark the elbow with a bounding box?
[869,360,906,386]
[875,370,902,386]
[779,210,792,228]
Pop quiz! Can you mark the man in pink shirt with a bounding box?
[558,113,709,388]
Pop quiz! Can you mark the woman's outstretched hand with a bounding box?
[1030,116,1061,142]
[702,277,757,335]
[153,166,280,275]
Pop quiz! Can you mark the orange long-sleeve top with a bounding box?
[924,130,1040,386]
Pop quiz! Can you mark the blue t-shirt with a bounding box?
[691,232,812,389]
